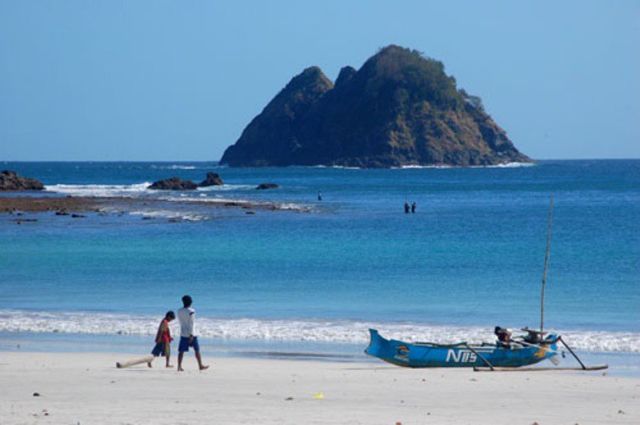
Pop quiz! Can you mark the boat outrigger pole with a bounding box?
[540,195,554,335]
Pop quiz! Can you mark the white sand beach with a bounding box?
[0,352,638,425]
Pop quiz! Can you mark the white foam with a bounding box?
[478,162,536,169]
[159,196,312,212]
[309,165,362,170]
[196,184,255,192]
[129,210,207,222]
[394,162,535,169]
[150,164,198,170]
[0,310,637,353]
[394,165,453,169]
[45,182,152,197]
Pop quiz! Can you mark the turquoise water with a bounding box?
[0,160,638,365]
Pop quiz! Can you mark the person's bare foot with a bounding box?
[199,365,209,371]
[166,364,174,368]
[178,367,184,372]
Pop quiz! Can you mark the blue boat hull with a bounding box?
[365,329,558,368]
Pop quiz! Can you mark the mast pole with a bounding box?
[540,195,554,335]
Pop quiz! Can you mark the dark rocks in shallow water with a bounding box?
[256,183,279,190]
[14,218,38,224]
[0,170,44,191]
[220,45,531,168]
[199,172,224,187]
[149,173,225,190]
[148,177,198,190]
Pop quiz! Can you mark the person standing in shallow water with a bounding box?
[411,202,416,213]
[404,202,410,214]
[177,295,209,371]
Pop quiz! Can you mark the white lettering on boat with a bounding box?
[446,349,477,363]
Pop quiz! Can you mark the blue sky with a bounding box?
[1,1,638,161]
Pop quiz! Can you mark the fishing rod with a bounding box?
[540,195,554,335]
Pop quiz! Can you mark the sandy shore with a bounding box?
[0,352,637,424]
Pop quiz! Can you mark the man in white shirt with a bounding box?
[177,295,209,371]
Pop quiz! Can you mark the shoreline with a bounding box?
[1,351,638,424]
[2,331,639,378]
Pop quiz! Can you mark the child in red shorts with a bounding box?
[151,311,175,368]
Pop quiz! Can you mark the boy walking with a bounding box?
[177,295,209,371]
[150,310,175,367]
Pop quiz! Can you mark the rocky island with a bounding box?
[221,45,530,168]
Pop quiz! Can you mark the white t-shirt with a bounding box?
[177,307,196,337]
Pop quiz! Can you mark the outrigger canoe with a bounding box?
[365,328,559,369]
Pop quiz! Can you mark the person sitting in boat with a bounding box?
[494,326,512,347]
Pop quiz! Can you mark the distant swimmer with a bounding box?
[411,202,416,213]
[317,191,322,201]
[404,202,410,214]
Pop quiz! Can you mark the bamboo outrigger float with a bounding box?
[366,196,608,372]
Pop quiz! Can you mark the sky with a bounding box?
[1,1,638,161]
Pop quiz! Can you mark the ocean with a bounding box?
[1,160,638,372]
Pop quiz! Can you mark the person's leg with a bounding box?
[191,337,208,370]
[177,337,187,371]
[165,343,173,368]
[149,342,163,368]
[195,351,209,370]
[177,352,185,371]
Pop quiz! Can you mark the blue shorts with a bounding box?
[178,336,200,353]
[151,342,169,357]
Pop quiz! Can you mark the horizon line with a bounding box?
[2,158,640,163]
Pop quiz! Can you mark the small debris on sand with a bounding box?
[32,392,40,397]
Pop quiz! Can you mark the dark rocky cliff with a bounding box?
[221,46,530,168]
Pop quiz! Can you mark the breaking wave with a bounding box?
[395,162,535,169]
[478,162,536,169]
[128,210,207,222]
[150,164,198,170]
[0,310,637,353]
[160,196,313,212]
[196,184,256,192]
[45,183,151,197]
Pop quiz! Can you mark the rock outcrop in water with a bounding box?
[199,172,224,187]
[256,183,279,190]
[0,170,44,191]
[148,172,225,190]
[148,177,198,190]
[220,45,530,168]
